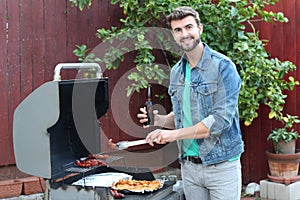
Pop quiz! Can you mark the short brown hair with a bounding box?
[166,6,201,28]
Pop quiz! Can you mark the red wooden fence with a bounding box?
[241,0,300,183]
[0,0,299,184]
[0,0,123,165]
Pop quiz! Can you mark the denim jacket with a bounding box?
[168,43,244,165]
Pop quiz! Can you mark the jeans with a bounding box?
[181,159,241,200]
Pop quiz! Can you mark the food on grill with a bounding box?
[112,179,163,193]
[75,154,108,168]
[110,189,125,199]
[75,159,106,167]
[72,172,132,187]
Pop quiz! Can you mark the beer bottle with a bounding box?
[144,84,153,126]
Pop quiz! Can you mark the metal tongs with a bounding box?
[115,139,156,150]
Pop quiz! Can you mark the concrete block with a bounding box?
[260,179,300,200]
[289,181,300,200]
[260,180,268,198]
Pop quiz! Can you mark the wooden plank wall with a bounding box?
[0,0,124,166]
[0,0,299,184]
[241,0,300,183]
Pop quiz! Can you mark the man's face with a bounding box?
[170,16,203,52]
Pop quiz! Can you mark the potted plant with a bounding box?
[267,114,300,154]
[266,114,300,183]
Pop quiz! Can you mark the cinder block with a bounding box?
[260,179,300,200]
[288,181,300,200]
[260,180,268,198]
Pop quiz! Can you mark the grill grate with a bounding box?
[64,167,91,173]
[106,155,124,164]
[63,156,125,173]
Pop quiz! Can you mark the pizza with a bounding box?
[112,179,163,193]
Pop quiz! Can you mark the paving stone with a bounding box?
[0,193,44,200]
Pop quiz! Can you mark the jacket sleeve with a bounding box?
[201,58,241,137]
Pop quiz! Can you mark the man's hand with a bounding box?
[137,108,171,128]
[108,139,116,149]
[137,107,149,127]
[145,129,177,146]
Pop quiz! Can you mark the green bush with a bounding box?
[71,0,299,126]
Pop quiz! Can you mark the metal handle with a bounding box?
[115,138,157,150]
[115,139,147,150]
[53,63,102,81]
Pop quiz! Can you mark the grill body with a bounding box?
[13,63,180,199]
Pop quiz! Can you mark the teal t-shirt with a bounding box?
[182,62,199,157]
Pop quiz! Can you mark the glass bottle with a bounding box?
[144,84,153,126]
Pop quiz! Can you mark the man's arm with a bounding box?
[146,121,210,145]
[155,111,176,130]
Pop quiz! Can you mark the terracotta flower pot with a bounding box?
[266,150,300,178]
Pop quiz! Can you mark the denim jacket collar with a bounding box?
[178,43,211,71]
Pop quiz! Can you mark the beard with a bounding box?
[179,36,201,52]
[178,30,202,52]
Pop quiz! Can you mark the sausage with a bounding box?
[75,160,81,166]
[75,157,107,168]
[110,189,124,199]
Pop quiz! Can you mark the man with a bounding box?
[138,6,244,200]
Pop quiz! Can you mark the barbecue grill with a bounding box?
[13,63,182,200]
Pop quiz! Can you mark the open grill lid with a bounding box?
[13,63,109,179]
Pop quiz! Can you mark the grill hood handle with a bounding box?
[53,63,102,81]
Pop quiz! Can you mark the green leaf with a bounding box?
[269,110,276,119]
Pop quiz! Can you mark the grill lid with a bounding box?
[13,81,59,178]
[13,63,109,179]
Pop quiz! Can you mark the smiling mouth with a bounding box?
[180,37,193,43]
